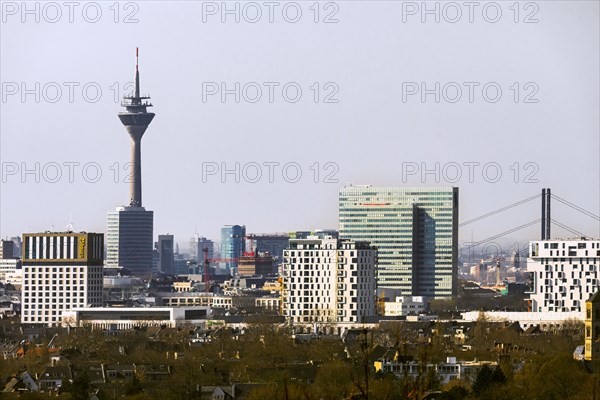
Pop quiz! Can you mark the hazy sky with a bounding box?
[1,1,599,252]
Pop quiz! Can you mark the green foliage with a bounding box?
[472,365,507,398]
[124,375,143,395]
[70,370,91,400]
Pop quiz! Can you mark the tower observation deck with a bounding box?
[118,48,155,207]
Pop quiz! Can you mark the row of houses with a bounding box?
[2,362,171,393]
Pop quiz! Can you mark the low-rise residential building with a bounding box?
[384,296,426,316]
[61,307,211,330]
[374,355,497,385]
[36,365,72,392]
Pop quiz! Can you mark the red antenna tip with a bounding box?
[136,47,139,70]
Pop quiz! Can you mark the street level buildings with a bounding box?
[21,232,104,325]
[339,186,458,298]
[282,236,377,323]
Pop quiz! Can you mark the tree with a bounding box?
[125,374,143,395]
[65,370,91,400]
[472,365,506,398]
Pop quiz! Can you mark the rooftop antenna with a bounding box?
[65,212,74,232]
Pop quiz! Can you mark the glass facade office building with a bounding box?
[339,186,458,298]
[106,206,154,278]
[220,225,246,275]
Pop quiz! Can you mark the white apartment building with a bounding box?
[528,237,600,313]
[0,258,21,283]
[21,232,104,325]
[384,296,426,316]
[282,236,377,324]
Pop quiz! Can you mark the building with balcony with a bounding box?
[282,236,377,323]
[528,238,600,313]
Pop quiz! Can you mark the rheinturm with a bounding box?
[106,49,155,278]
[118,47,155,207]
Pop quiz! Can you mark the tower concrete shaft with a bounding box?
[118,48,155,207]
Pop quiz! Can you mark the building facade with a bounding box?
[282,236,377,323]
[157,234,175,275]
[527,238,600,313]
[247,233,289,266]
[339,186,458,298]
[192,237,214,263]
[21,232,104,325]
[106,206,154,277]
[220,225,246,274]
[0,240,15,259]
[238,253,275,276]
[585,291,600,364]
[0,258,21,283]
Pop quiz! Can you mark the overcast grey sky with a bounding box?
[1,1,599,250]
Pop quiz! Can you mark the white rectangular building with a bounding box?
[384,296,426,316]
[282,236,377,323]
[528,238,600,313]
[21,232,104,325]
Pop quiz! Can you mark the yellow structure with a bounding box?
[585,291,600,362]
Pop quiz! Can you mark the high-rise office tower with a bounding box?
[157,235,174,275]
[106,49,155,278]
[189,236,214,261]
[220,225,246,275]
[339,186,458,298]
[21,232,104,325]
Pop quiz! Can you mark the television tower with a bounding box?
[118,48,155,207]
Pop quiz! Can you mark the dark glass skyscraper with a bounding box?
[157,234,174,275]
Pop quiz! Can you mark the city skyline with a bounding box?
[1,2,599,248]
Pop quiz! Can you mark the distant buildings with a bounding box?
[0,258,22,283]
[238,253,275,276]
[291,230,339,239]
[339,186,458,298]
[282,236,377,323]
[220,225,246,275]
[527,238,600,313]
[190,236,214,263]
[21,232,104,325]
[157,235,175,275]
[0,240,15,259]
[247,233,289,266]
